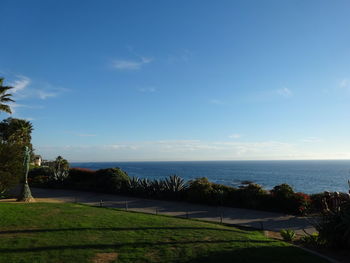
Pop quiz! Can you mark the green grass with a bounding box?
[0,203,327,263]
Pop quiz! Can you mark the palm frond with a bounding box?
[0,79,15,115]
[0,105,12,114]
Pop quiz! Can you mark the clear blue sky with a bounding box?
[1,0,350,161]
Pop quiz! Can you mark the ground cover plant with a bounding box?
[280,229,296,242]
[0,202,327,263]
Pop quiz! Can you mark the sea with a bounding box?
[70,160,350,194]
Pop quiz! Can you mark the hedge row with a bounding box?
[29,166,313,215]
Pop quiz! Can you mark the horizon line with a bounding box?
[68,158,350,163]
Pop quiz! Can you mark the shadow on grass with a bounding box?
[0,239,277,253]
[184,246,327,263]
[0,226,246,235]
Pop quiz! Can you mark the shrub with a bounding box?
[29,167,53,178]
[280,229,296,242]
[294,192,311,215]
[186,177,214,204]
[29,175,50,187]
[29,157,70,188]
[309,193,324,212]
[310,192,350,213]
[28,166,52,188]
[315,200,350,248]
[271,184,294,198]
[211,184,235,206]
[237,183,270,209]
[94,168,130,193]
[270,184,310,214]
[300,232,323,248]
[66,168,96,190]
[28,165,323,216]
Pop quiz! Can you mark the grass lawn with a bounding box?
[0,202,327,263]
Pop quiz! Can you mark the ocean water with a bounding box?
[71,160,350,194]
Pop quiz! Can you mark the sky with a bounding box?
[1,0,350,162]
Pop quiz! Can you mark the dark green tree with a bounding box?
[0,117,36,201]
[0,142,23,194]
[0,79,36,200]
[0,118,35,161]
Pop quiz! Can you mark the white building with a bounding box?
[33,155,42,166]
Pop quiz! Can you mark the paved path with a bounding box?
[31,188,315,235]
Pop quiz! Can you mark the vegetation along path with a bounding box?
[0,202,327,263]
[31,188,315,235]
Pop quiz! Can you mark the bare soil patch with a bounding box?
[91,253,118,263]
[0,198,63,203]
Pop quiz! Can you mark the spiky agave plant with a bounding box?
[138,178,151,196]
[128,176,140,193]
[280,229,296,242]
[164,175,187,193]
[150,179,166,196]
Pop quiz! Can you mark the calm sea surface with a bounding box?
[71,160,350,194]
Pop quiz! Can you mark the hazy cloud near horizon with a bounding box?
[35,139,350,162]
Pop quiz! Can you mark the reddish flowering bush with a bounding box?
[293,192,311,215]
[269,184,312,215]
[296,192,311,201]
[298,205,307,215]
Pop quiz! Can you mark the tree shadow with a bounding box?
[0,226,249,235]
[184,246,328,263]
[0,239,277,254]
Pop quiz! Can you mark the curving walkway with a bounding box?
[30,187,315,235]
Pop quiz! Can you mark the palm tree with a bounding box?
[11,119,33,145]
[0,118,33,145]
[0,78,15,114]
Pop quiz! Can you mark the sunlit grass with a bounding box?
[0,203,327,263]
